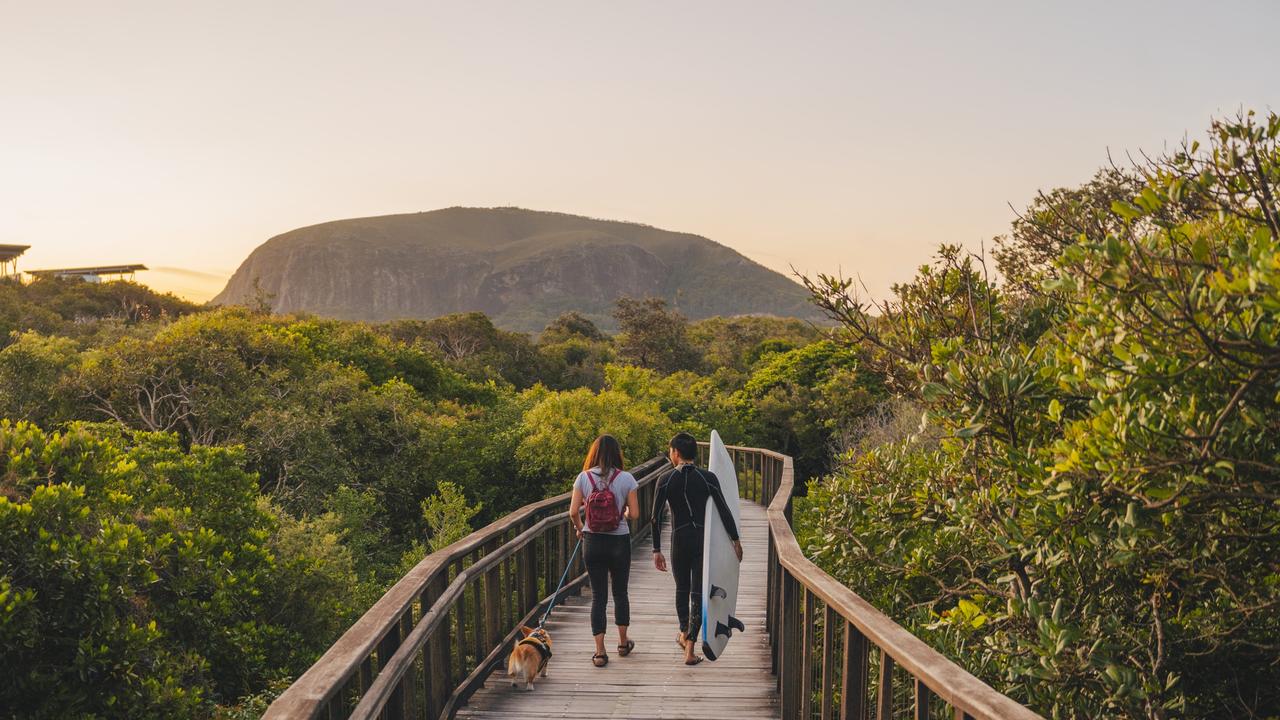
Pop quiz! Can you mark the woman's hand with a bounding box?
[575,526,584,539]
[653,552,668,572]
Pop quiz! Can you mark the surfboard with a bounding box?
[700,430,744,661]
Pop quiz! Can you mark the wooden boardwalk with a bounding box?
[457,500,778,719]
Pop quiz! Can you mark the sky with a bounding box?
[3,1,1278,302]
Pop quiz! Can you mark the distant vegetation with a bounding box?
[2,111,1277,719]
[0,277,845,717]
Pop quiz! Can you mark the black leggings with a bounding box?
[671,525,704,641]
[583,532,631,636]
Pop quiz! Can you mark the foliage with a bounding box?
[383,312,551,389]
[516,386,673,491]
[420,481,485,553]
[800,111,1280,719]
[612,297,703,374]
[736,340,881,479]
[687,315,823,373]
[0,278,198,346]
[0,422,357,717]
[0,332,78,426]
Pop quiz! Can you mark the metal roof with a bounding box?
[0,244,30,262]
[28,264,148,277]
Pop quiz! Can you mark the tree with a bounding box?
[0,422,358,717]
[612,297,702,374]
[420,481,484,552]
[516,387,674,493]
[0,332,78,426]
[798,111,1280,718]
[540,311,605,344]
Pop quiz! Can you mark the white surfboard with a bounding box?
[701,430,744,661]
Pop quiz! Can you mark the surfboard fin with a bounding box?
[728,615,745,633]
[703,642,718,661]
[709,585,727,600]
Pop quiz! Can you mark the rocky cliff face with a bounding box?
[212,207,819,332]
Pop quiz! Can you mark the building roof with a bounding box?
[28,264,148,277]
[0,244,30,262]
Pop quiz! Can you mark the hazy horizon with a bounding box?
[4,1,1278,303]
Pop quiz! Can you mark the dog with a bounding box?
[507,625,553,691]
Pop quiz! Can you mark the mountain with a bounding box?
[211,207,821,332]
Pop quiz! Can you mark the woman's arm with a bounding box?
[625,488,640,523]
[569,484,585,537]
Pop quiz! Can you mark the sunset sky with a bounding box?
[4,1,1277,302]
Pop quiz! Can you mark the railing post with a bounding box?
[801,589,815,720]
[484,544,502,649]
[821,603,836,720]
[876,649,894,720]
[914,679,931,720]
[779,571,793,716]
[377,612,405,719]
[470,550,485,670]
[842,621,869,720]
[397,611,415,720]
[768,531,780,675]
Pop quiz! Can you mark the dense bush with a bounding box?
[800,111,1280,719]
[0,422,357,718]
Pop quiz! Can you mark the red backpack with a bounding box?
[584,469,623,532]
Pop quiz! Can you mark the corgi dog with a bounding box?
[507,625,553,691]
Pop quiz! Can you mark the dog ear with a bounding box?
[519,625,533,637]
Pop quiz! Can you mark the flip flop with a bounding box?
[592,653,608,667]
[684,655,705,666]
[617,640,635,657]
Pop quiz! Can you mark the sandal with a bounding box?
[617,640,635,657]
[592,653,608,667]
[684,655,705,666]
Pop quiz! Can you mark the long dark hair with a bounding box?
[583,434,625,476]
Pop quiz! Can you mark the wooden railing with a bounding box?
[710,444,1043,720]
[263,455,669,720]
[269,444,1042,720]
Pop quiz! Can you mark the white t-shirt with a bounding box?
[574,467,638,535]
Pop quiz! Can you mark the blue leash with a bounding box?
[538,537,582,628]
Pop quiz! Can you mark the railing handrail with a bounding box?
[350,512,565,719]
[263,453,665,712]
[271,443,1042,720]
[731,443,1043,720]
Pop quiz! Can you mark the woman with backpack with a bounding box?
[568,434,641,667]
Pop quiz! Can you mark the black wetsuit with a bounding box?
[651,463,740,641]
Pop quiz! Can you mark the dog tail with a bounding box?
[507,650,521,681]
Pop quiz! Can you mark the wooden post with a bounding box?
[842,622,870,720]
[914,679,931,720]
[485,547,502,649]
[801,589,815,720]
[876,649,895,720]
[821,603,836,720]
[470,551,485,669]
[378,612,405,719]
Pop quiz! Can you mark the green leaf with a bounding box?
[1191,237,1211,264]
[954,423,985,439]
[1111,200,1143,221]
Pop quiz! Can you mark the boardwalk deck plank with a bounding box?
[457,501,778,720]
